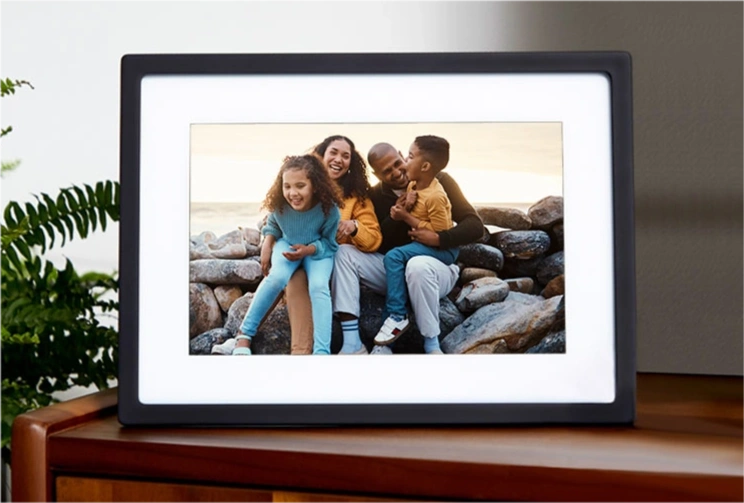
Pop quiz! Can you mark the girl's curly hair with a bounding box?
[313,135,371,200]
[262,154,344,216]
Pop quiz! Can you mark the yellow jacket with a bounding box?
[338,196,382,253]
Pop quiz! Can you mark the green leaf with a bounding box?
[99,207,108,232]
[43,222,58,250]
[61,215,75,241]
[87,206,98,232]
[24,202,39,228]
[72,186,88,210]
[63,190,79,212]
[41,193,58,219]
[13,239,32,262]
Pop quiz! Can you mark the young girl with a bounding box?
[232,154,343,355]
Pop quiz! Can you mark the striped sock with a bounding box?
[340,319,363,354]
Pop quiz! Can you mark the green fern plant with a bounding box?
[1,181,120,448]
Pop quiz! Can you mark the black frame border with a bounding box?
[119,52,635,427]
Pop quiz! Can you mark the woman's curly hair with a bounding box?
[313,135,371,200]
[262,154,344,216]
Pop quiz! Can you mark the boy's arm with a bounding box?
[436,172,486,248]
[309,206,341,258]
[370,185,412,252]
[350,198,383,253]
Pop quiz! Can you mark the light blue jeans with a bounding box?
[240,238,334,354]
[383,242,459,318]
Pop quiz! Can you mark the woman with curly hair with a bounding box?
[230,154,343,356]
[286,135,382,355]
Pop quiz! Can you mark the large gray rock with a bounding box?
[537,251,564,285]
[499,255,544,279]
[191,231,216,245]
[189,283,223,339]
[490,230,551,259]
[526,330,566,354]
[190,259,262,285]
[224,293,255,334]
[460,267,498,284]
[441,293,564,354]
[475,206,532,230]
[454,277,510,313]
[458,243,504,272]
[189,328,232,355]
[214,285,243,312]
[528,196,563,229]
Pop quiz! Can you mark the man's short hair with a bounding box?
[414,135,449,173]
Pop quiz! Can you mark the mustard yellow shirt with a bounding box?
[407,178,453,232]
[337,195,382,253]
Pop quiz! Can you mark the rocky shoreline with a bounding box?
[189,195,565,355]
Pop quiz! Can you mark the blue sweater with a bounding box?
[262,203,340,260]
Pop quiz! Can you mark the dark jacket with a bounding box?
[369,172,487,254]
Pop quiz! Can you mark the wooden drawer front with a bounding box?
[55,476,405,502]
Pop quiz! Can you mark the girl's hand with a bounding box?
[260,234,276,276]
[336,220,357,241]
[282,244,315,261]
[260,249,272,276]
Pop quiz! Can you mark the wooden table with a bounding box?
[11,373,743,502]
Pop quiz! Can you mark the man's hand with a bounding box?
[408,228,440,247]
[336,220,356,241]
[282,244,315,261]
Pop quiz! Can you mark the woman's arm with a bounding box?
[349,198,382,252]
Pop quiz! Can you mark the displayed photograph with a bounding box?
[188,123,565,356]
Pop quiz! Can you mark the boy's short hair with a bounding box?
[414,135,450,173]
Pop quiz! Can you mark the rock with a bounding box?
[189,283,223,339]
[460,267,498,284]
[475,206,532,230]
[206,229,248,259]
[189,328,232,355]
[245,243,261,257]
[490,230,551,259]
[190,242,214,260]
[240,226,261,246]
[251,304,292,355]
[526,330,566,354]
[441,293,564,354]
[191,231,216,245]
[541,274,564,298]
[505,277,534,294]
[454,277,510,313]
[224,293,255,334]
[536,251,564,285]
[528,196,563,229]
[458,243,504,272]
[551,223,564,251]
[214,285,243,312]
[499,255,544,279]
[190,259,263,285]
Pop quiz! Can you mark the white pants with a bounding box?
[331,244,460,338]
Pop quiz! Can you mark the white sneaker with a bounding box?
[370,345,394,355]
[211,338,236,355]
[374,316,411,345]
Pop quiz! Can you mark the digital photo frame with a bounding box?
[119,52,635,426]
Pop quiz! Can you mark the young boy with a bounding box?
[373,135,458,353]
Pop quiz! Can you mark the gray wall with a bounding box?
[479,1,742,375]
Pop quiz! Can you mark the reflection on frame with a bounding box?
[188,123,565,356]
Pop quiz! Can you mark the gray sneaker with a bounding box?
[211,338,236,355]
[370,345,393,355]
